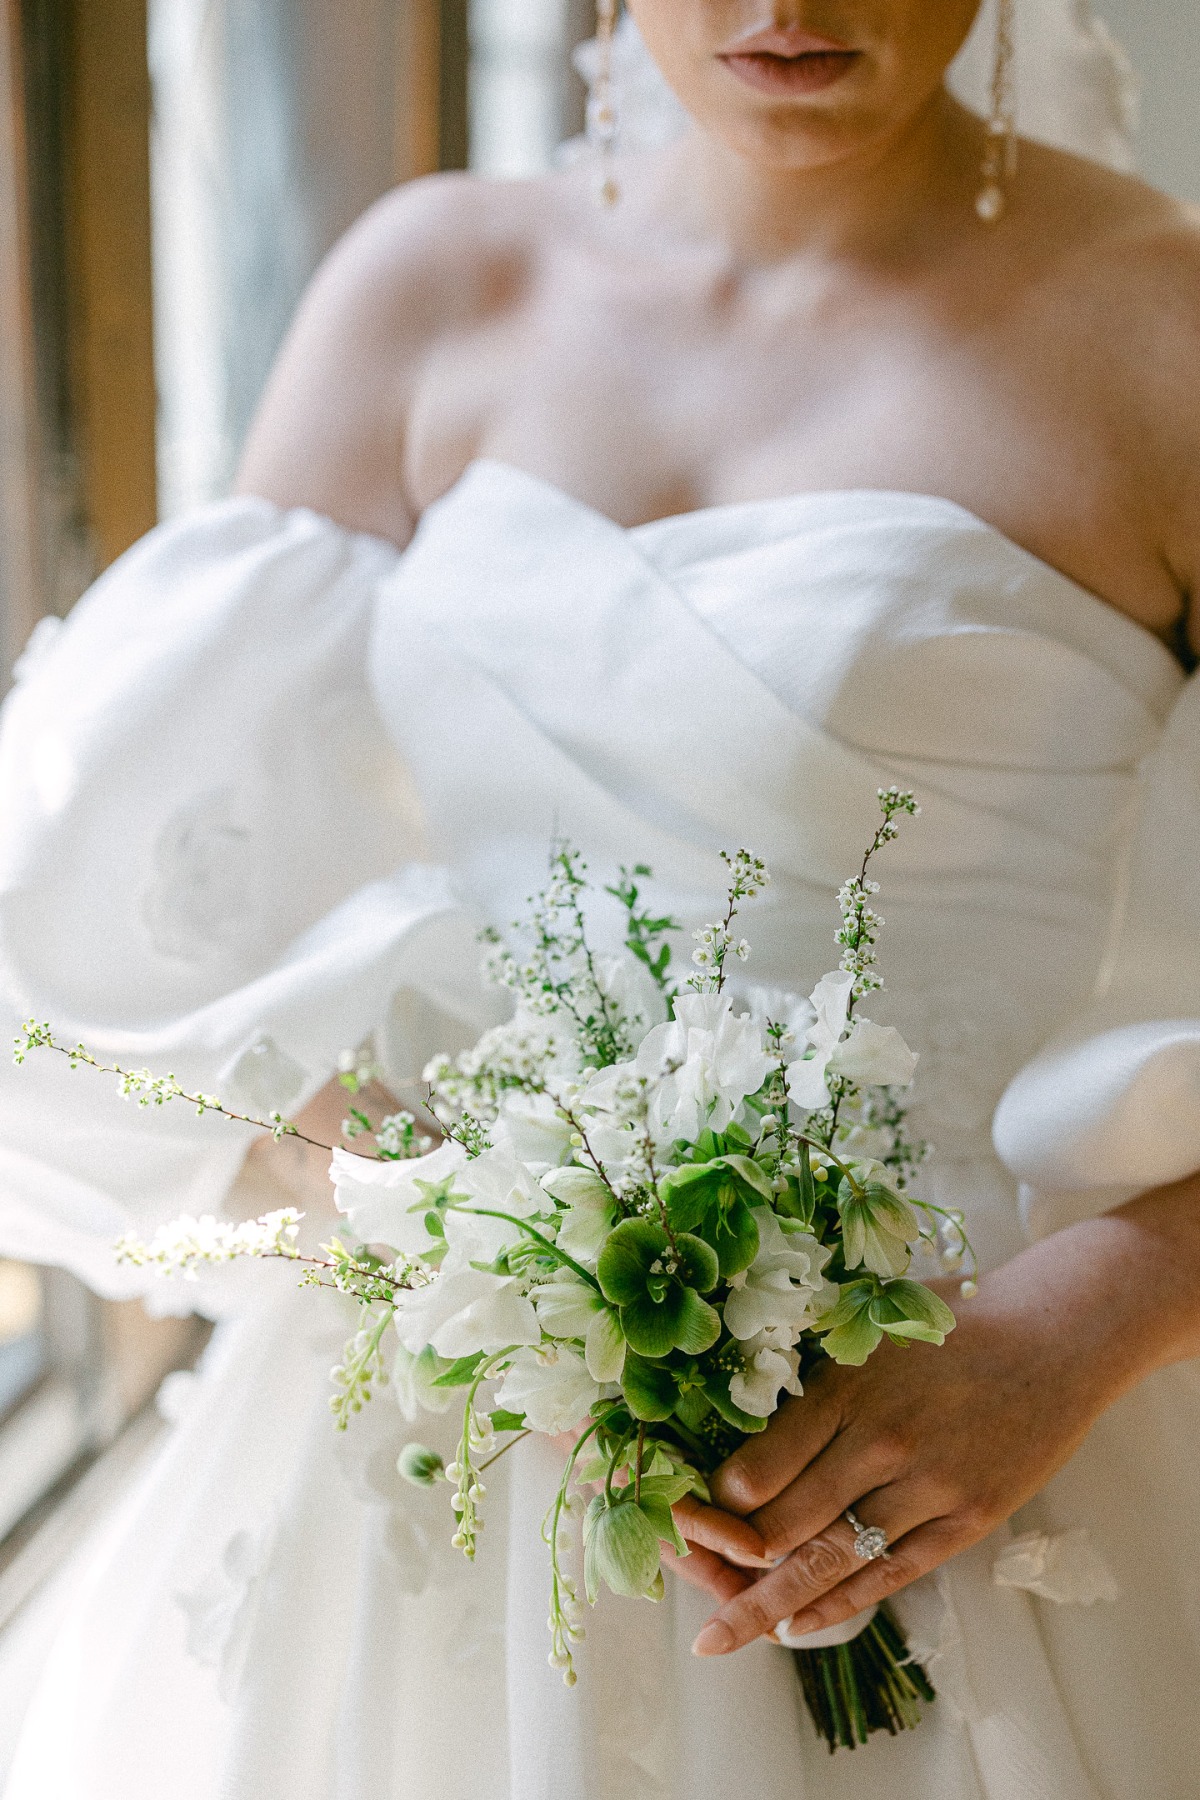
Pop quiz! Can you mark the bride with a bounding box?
[1,2,1198,1796]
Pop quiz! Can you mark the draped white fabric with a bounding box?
[1,464,1198,1797]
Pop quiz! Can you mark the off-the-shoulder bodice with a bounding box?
[0,460,1196,1291]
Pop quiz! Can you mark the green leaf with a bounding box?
[488,1409,528,1433]
[673,1385,713,1433]
[779,1142,819,1229]
[821,1313,883,1363]
[429,1352,487,1389]
[660,1159,766,1277]
[712,1195,761,1278]
[865,1278,956,1347]
[637,1471,695,1508]
[621,1352,680,1422]
[636,1492,689,1556]
[660,1169,709,1234]
[872,1317,943,1345]
[715,1154,774,1203]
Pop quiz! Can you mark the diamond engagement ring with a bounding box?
[845,1507,891,1561]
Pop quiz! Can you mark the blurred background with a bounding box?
[0,0,1196,1767]
[0,0,599,1755]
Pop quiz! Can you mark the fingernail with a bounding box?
[692,1619,735,1657]
[726,1549,772,1569]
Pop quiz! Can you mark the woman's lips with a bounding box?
[719,48,862,97]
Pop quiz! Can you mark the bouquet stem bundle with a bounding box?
[793,1610,937,1753]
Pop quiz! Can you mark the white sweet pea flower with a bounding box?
[391,1258,540,1359]
[493,1344,602,1434]
[541,1166,619,1262]
[729,1332,804,1418]
[736,983,815,1054]
[533,1269,604,1340]
[435,1201,522,1269]
[490,1092,575,1171]
[832,1020,918,1090]
[786,971,853,1110]
[389,1187,547,1360]
[593,953,669,1041]
[722,1208,837,1341]
[584,991,771,1152]
[533,1270,626,1381]
[330,1140,467,1254]
[391,1344,456,1420]
[454,1147,544,1222]
[787,971,917,1108]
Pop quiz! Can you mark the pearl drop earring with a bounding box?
[976,0,1018,223]
[588,0,620,206]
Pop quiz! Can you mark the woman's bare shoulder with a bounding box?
[1019,139,1200,289]
[1066,160,1200,634]
[1019,144,1200,440]
[235,170,578,544]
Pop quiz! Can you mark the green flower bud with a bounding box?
[396,1442,445,1487]
[583,1494,663,1603]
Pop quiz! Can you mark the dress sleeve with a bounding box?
[0,499,497,1298]
[993,669,1200,1237]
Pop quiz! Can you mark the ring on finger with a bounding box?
[844,1506,891,1561]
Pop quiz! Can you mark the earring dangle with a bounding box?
[976,0,1017,223]
[588,0,620,206]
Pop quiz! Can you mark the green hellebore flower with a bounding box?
[583,1493,663,1603]
[597,1218,721,1358]
[819,1277,957,1366]
[660,1154,772,1277]
[838,1177,920,1278]
[583,1483,691,1604]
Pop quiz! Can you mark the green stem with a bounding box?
[604,1432,634,1505]
[445,1205,602,1290]
[479,1429,531,1472]
[793,1133,864,1195]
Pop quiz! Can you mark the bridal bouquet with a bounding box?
[18,787,974,1752]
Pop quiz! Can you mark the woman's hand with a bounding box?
[672,1188,1200,1657]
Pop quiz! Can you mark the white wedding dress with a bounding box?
[1,461,1198,1800]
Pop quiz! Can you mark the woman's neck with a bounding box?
[655,90,980,263]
